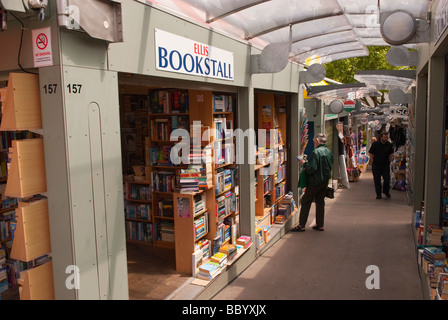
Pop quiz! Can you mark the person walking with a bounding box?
[291,133,333,232]
[368,131,394,199]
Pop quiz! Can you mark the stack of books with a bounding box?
[180,166,200,193]
[219,244,237,261]
[156,221,174,242]
[195,239,211,259]
[211,252,228,267]
[196,261,222,281]
[426,225,444,246]
[236,235,252,249]
[275,192,296,223]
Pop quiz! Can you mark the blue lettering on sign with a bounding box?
[184,54,194,73]
[204,58,210,75]
[157,46,233,79]
[195,56,203,74]
[158,47,168,68]
[170,50,182,70]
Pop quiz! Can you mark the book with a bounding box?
[192,249,203,277]
[210,252,228,266]
[198,261,221,276]
[236,235,252,249]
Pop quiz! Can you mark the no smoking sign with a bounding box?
[32,27,53,67]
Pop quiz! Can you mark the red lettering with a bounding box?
[193,43,209,56]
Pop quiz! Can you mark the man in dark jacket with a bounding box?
[292,133,333,232]
[369,131,393,199]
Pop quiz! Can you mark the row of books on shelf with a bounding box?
[154,198,174,218]
[215,168,235,196]
[275,164,286,184]
[148,90,189,114]
[193,235,251,281]
[124,183,151,201]
[0,209,14,242]
[195,211,209,241]
[125,203,151,221]
[216,191,237,221]
[125,220,153,243]
[0,254,51,297]
[194,193,207,216]
[150,116,189,141]
[255,225,271,249]
[214,140,235,166]
[149,145,176,167]
[274,181,286,200]
[213,116,233,141]
[151,170,177,193]
[213,95,233,113]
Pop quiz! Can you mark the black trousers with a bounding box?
[299,184,327,228]
[372,164,390,197]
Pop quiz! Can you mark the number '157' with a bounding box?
[67,84,82,94]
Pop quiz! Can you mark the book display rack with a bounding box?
[254,92,297,251]
[0,73,53,300]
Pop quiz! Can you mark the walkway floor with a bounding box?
[212,170,424,300]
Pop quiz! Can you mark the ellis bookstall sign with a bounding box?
[155,29,234,81]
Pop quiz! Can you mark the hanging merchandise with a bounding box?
[358,147,369,173]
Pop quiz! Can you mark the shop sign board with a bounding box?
[388,105,409,119]
[32,27,53,68]
[155,29,234,81]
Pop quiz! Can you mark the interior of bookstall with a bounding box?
[119,81,246,298]
[119,81,300,299]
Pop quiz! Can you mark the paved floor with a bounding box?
[212,170,424,300]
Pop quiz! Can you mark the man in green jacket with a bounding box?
[291,133,333,232]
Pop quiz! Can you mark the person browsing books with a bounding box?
[368,131,393,199]
[291,133,333,232]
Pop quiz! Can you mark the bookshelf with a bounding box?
[123,180,153,244]
[146,88,191,249]
[0,73,53,300]
[255,92,297,250]
[171,90,241,275]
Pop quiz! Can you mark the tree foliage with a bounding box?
[324,46,414,84]
[323,46,415,106]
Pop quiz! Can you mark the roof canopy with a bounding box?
[306,83,381,100]
[145,0,431,64]
[354,70,417,92]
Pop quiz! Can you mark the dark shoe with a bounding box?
[291,225,305,232]
[376,196,382,199]
[384,193,391,198]
[312,226,324,231]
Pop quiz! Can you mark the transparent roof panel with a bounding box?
[307,83,381,99]
[145,0,431,64]
[354,70,417,91]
